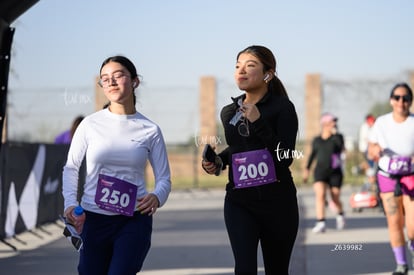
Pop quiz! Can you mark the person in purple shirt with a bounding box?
[55,115,84,144]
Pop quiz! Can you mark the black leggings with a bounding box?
[224,195,298,275]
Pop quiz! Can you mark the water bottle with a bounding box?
[71,205,86,234]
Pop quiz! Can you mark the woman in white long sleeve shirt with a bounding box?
[368,83,414,275]
[62,55,171,275]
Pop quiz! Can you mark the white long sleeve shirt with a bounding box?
[369,113,414,173]
[62,108,171,215]
[369,113,414,157]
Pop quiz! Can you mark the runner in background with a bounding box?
[368,82,414,275]
[303,112,346,233]
[54,115,84,144]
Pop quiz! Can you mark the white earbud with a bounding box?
[132,82,137,88]
[263,74,270,81]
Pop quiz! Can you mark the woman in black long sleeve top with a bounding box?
[202,45,299,275]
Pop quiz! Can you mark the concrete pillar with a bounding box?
[199,76,217,139]
[304,74,322,163]
[198,76,217,174]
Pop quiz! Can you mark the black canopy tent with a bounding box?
[0,0,39,147]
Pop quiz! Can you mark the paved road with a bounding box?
[0,186,412,274]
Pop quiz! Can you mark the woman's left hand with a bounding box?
[240,103,260,122]
[137,193,160,215]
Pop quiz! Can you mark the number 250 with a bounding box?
[100,188,130,207]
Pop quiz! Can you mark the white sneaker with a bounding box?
[336,215,345,230]
[392,264,408,275]
[312,221,326,233]
[408,240,414,267]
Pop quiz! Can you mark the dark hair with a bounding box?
[390,82,413,102]
[70,115,84,138]
[237,45,288,97]
[100,55,138,106]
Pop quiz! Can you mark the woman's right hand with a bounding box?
[64,206,76,224]
[202,160,218,175]
[64,206,85,234]
[302,169,310,184]
[368,143,382,162]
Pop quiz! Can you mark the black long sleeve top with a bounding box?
[218,91,298,199]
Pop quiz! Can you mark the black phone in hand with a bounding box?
[202,144,217,163]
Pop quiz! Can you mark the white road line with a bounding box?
[141,267,265,275]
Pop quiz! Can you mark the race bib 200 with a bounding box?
[232,149,277,189]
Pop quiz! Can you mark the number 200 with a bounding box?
[238,162,269,180]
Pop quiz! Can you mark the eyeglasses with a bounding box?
[98,72,130,88]
[238,117,249,137]
[391,94,411,103]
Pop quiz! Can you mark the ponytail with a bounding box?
[269,76,288,98]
